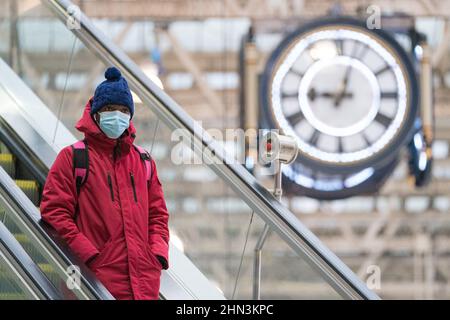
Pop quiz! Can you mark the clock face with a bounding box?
[263,18,418,173]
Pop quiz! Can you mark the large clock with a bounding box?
[259,17,420,199]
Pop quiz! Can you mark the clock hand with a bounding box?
[334,65,353,107]
[335,42,364,107]
[308,88,353,102]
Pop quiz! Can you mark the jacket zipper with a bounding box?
[130,172,138,203]
[107,173,114,201]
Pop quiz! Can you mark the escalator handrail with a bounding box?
[0,220,62,300]
[0,166,114,300]
[44,0,379,300]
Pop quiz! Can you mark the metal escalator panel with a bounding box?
[0,220,61,300]
[0,0,379,299]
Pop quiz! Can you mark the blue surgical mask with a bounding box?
[98,110,130,139]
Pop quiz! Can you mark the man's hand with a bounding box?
[156,255,168,269]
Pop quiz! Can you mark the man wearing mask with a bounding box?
[40,67,169,300]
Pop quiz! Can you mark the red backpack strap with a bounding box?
[71,139,89,195]
[134,145,152,182]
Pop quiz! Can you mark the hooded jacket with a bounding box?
[40,98,169,300]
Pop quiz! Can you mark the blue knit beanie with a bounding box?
[91,67,134,117]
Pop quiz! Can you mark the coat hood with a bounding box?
[75,98,136,156]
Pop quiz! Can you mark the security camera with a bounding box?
[260,131,299,165]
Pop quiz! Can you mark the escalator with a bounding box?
[0,50,225,300]
[0,0,380,300]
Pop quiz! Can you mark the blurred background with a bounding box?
[1,0,450,300]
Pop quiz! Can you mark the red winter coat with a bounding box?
[40,99,170,300]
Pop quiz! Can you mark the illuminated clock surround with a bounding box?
[270,28,409,164]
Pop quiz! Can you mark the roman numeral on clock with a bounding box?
[380,91,397,99]
[289,69,304,78]
[286,111,304,125]
[374,112,393,127]
[335,39,344,56]
[282,92,298,99]
[337,137,344,153]
[309,129,320,146]
[374,65,391,76]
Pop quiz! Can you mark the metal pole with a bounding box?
[418,40,434,151]
[253,223,269,299]
[253,161,282,299]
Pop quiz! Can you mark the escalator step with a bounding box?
[0,265,27,299]
[0,214,21,234]
[0,153,15,177]
[0,143,11,155]
[0,262,56,277]
[13,233,27,243]
[0,293,26,300]
[37,263,54,274]
[0,262,58,281]
[12,233,47,264]
[37,263,61,289]
[14,180,39,206]
[0,262,56,299]
[0,262,56,278]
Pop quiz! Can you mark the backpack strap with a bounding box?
[134,145,152,182]
[71,140,89,195]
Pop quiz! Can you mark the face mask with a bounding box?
[98,110,130,139]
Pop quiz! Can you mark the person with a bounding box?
[40,67,169,300]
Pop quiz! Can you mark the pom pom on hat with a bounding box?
[105,67,122,81]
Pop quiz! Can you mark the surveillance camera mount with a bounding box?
[253,132,299,299]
